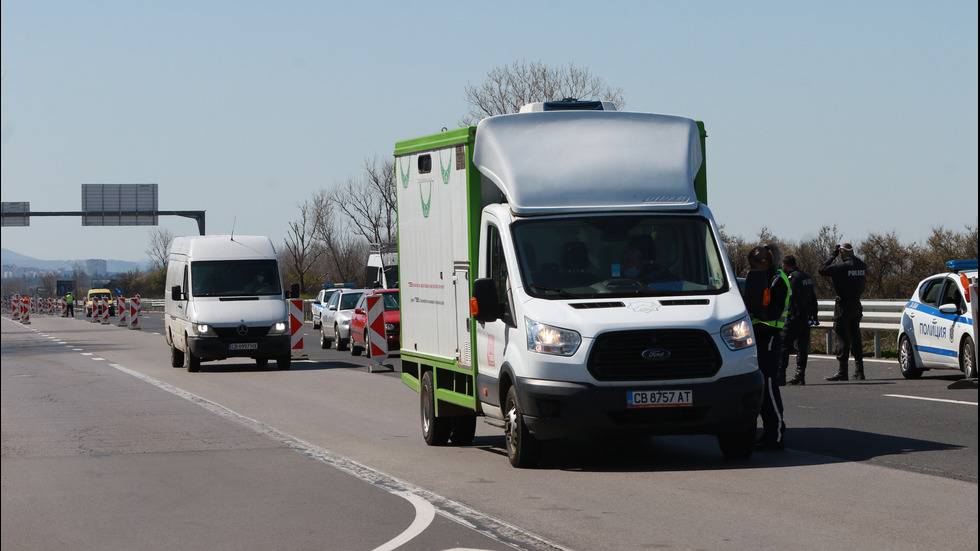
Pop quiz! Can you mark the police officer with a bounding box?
[747,245,790,450]
[818,242,868,381]
[780,255,818,385]
[65,292,75,317]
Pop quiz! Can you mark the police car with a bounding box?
[897,260,978,379]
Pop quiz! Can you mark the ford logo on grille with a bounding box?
[237,324,249,336]
[641,348,671,360]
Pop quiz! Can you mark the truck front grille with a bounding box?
[588,329,721,381]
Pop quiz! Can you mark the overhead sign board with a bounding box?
[1,202,31,227]
[82,184,159,226]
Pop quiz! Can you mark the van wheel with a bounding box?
[421,371,450,446]
[277,357,291,370]
[320,326,332,349]
[335,325,348,351]
[898,335,923,379]
[961,337,977,379]
[504,385,541,468]
[450,416,477,446]
[170,341,184,368]
[256,358,269,368]
[185,349,201,373]
[718,427,756,460]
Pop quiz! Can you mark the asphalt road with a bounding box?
[3,312,977,550]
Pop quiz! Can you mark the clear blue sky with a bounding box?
[2,1,977,264]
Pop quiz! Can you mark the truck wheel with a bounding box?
[277,356,291,370]
[717,427,756,460]
[170,341,184,368]
[335,325,348,351]
[320,326,331,349]
[504,386,541,468]
[421,371,450,446]
[450,416,477,446]
[185,348,201,373]
[961,337,977,379]
[898,335,923,379]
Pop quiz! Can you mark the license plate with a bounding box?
[627,390,693,408]
[229,343,258,351]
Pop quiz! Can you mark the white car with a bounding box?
[311,285,353,329]
[319,288,367,351]
[898,260,978,379]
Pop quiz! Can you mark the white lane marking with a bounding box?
[884,394,977,406]
[106,363,570,551]
[372,491,435,551]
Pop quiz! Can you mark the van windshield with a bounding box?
[511,215,729,299]
[191,260,282,297]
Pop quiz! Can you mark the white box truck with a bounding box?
[395,100,763,467]
[165,235,293,372]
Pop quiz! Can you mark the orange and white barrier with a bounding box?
[61,298,68,317]
[129,295,141,330]
[100,297,110,325]
[366,294,388,370]
[21,299,31,325]
[117,296,128,326]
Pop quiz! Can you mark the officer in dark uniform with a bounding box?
[747,245,790,450]
[818,242,868,381]
[780,255,818,386]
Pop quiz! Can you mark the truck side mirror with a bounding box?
[742,270,767,314]
[171,285,183,301]
[471,278,501,323]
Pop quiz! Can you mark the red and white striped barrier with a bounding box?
[100,297,110,325]
[21,300,31,325]
[366,294,388,370]
[289,298,305,356]
[129,295,141,330]
[117,296,128,326]
[61,298,68,317]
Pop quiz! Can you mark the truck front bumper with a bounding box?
[514,370,763,441]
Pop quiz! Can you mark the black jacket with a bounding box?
[818,254,867,317]
[786,267,817,323]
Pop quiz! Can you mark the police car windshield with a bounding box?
[512,214,729,299]
[191,260,282,297]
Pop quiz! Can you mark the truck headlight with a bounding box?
[526,317,581,356]
[721,317,754,350]
[269,321,288,335]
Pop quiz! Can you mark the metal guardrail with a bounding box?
[815,299,905,358]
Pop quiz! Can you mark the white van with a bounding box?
[165,235,293,372]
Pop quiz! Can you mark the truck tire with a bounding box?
[185,346,201,373]
[421,371,450,446]
[504,385,541,468]
[898,335,923,379]
[450,416,477,446]
[717,427,756,460]
[170,341,184,368]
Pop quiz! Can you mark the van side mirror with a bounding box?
[471,278,501,323]
[171,285,184,301]
[742,270,767,314]
[288,283,300,299]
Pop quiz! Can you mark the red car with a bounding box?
[349,289,400,357]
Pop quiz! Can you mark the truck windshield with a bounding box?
[512,215,729,298]
[190,260,282,297]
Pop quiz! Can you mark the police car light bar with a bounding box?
[945,260,978,272]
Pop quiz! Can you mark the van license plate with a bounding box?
[229,343,258,351]
[627,390,693,408]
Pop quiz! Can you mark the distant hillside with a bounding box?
[1,248,145,274]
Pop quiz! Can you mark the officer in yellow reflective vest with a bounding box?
[747,245,790,451]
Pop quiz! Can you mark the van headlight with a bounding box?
[193,323,214,336]
[526,317,581,356]
[269,321,288,335]
[721,317,754,350]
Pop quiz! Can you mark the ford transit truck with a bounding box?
[395,101,763,467]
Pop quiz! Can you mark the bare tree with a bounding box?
[330,155,397,245]
[145,228,175,270]
[310,189,370,285]
[282,199,327,295]
[460,60,626,125]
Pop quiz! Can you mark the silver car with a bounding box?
[319,288,366,351]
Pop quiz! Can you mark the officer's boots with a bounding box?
[787,368,806,386]
[825,365,848,381]
[852,362,865,381]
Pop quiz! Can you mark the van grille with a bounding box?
[588,329,721,381]
[213,326,271,340]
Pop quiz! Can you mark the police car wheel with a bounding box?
[961,337,977,379]
[898,335,923,379]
